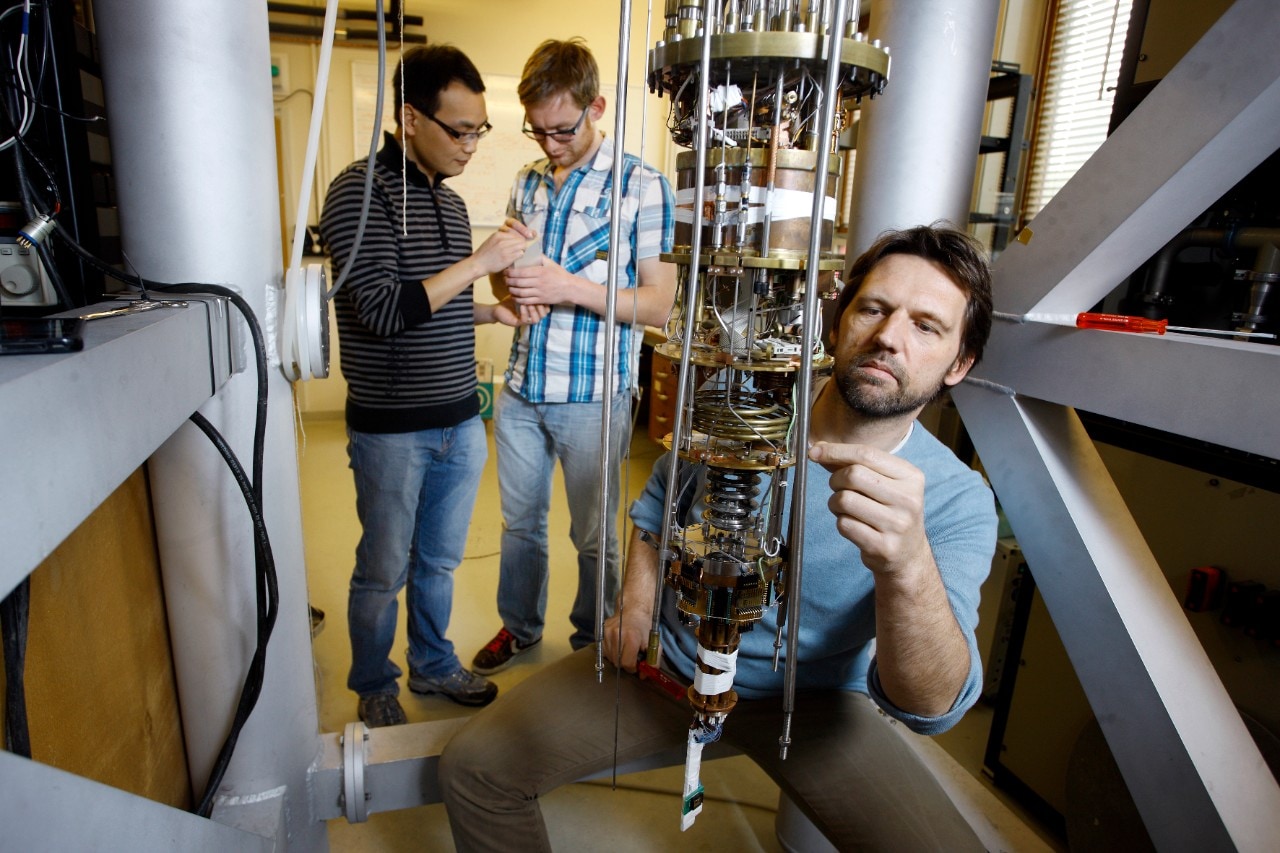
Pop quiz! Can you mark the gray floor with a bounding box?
[297,413,1061,851]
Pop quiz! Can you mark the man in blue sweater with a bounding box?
[440,225,998,850]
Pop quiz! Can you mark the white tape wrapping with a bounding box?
[693,646,738,696]
[683,729,703,791]
[693,669,734,695]
[698,646,738,671]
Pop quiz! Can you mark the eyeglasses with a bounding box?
[423,111,492,143]
[522,107,589,143]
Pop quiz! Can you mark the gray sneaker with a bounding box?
[408,667,498,707]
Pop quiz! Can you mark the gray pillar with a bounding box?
[95,2,325,848]
[847,0,999,254]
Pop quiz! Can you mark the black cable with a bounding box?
[160,282,268,514]
[162,283,271,627]
[15,132,63,213]
[1,575,32,758]
[50,226,268,500]
[31,230,72,306]
[186,411,278,819]
[8,113,40,218]
[0,75,103,122]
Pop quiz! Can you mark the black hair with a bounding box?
[392,44,485,126]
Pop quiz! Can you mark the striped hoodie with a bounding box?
[319,132,479,433]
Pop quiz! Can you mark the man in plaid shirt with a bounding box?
[472,38,675,673]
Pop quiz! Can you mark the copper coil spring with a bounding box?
[691,390,792,442]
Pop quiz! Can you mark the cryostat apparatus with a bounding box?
[641,0,888,828]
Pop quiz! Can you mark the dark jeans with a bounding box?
[345,419,487,697]
[439,648,986,852]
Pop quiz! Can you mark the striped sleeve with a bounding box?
[319,164,431,337]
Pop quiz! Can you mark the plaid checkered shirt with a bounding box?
[503,136,675,403]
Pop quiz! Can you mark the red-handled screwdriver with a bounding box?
[993,311,1276,340]
[1075,312,1168,333]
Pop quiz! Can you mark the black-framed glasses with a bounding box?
[424,112,492,143]
[522,106,589,142]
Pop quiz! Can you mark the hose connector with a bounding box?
[17,213,56,248]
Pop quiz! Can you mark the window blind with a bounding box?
[1024,0,1133,219]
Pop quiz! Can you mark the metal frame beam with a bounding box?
[952,388,1280,849]
[0,751,271,852]
[309,719,467,822]
[0,301,232,598]
[974,323,1279,459]
[955,0,1280,847]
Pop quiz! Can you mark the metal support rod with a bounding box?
[649,1,721,664]
[848,0,998,252]
[760,67,784,259]
[778,0,846,760]
[596,0,636,682]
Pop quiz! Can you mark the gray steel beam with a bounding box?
[310,718,467,821]
[0,301,230,598]
[955,4,1280,844]
[993,0,1280,316]
[971,322,1280,459]
[0,750,271,852]
[952,387,1280,850]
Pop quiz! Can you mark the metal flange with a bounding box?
[649,32,890,93]
[341,721,370,823]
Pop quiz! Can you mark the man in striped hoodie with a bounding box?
[320,44,536,728]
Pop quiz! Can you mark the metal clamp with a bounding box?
[341,721,370,823]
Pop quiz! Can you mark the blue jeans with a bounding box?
[493,387,631,650]
[346,418,487,697]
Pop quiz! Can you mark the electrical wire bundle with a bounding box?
[0,0,82,308]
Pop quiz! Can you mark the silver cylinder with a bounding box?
[95,1,323,846]
[847,0,999,254]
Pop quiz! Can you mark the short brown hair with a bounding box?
[832,224,994,367]
[517,38,599,109]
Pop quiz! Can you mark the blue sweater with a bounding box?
[629,422,997,735]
